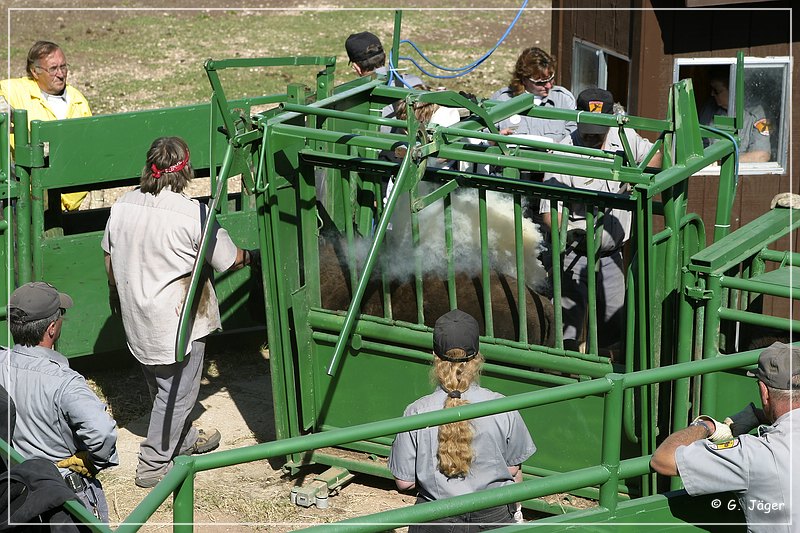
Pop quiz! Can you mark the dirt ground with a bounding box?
[78,338,415,532]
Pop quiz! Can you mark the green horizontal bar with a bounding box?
[312,330,577,386]
[271,123,401,152]
[719,308,800,332]
[266,77,384,126]
[206,55,336,70]
[622,348,761,389]
[721,274,800,299]
[280,102,405,129]
[192,378,613,473]
[302,450,392,479]
[435,125,614,160]
[301,465,611,532]
[308,310,612,376]
[647,140,733,197]
[758,248,800,266]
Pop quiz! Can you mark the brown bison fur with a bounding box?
[318,235,555,347]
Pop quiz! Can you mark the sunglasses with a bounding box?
[528,74,555,87]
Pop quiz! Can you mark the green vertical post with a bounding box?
[411,188,424,323]
[14,164,31,284]
[479,189,493,337]
[700,274,723,415]
[391,11,402,73]
[599,373,624,514]
[513,193,526,343]
[585,209,598,355]
[11,109,31,284]
[444,194,457,309]
[670,266,698,491]
[549,204,563,349]
[173,460,195,533]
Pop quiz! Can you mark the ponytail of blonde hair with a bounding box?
[432,350,483,478]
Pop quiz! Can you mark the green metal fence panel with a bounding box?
[4,98,273,358]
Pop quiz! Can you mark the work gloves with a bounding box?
[693,415,733,444]
[57,450,99,478]
[693,403,767,444]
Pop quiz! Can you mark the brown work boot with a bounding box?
[189,428,221,454]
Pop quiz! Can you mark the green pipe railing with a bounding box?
[308,309,613,377]
[722,274,800,299]
[0,438,111,532]
[116,348,768,531]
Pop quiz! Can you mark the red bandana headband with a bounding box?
[151,149,190,179]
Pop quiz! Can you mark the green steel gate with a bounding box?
[0,57,338,357]
[174,39,797,519]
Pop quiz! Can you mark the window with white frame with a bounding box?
[572,40,630,109]
[675,57,790,174]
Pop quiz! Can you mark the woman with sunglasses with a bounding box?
[490,47,577,142]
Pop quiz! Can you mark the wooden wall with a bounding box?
[551,0,797,320]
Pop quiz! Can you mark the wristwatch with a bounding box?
[690,419,712,438]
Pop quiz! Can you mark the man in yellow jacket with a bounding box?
[0,41,91,211]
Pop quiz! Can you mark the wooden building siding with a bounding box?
[550,0,797,323]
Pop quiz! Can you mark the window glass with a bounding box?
[572,41,600,98]
[676,58,789,173]
[572,40,630,108]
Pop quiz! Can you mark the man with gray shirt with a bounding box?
[1,282,118,521]
[651,342,799,532]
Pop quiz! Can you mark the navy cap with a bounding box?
[576,87,614,135]
[433,309,480,361]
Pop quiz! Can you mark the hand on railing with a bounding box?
[693,415,733,443]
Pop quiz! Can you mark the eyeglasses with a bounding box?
[528,74,555,87]
[35,64,70,76]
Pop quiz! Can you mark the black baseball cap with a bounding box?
[747,342,800,390]
[345,32,383,63]
[576,88,614,135]
[433,309,479,362]
[8,282,73,323]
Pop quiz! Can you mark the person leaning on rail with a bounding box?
[0,282,119,521]
[101,136,259,489]
[0,40,95,211]
[650,342,799,532]
[388,309,536,531]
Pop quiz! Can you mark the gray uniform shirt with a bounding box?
[676,409,799,532]
[0,344,119,474]
[490,86,577,142]
[388,383,536,502]
[699,101,771,156]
